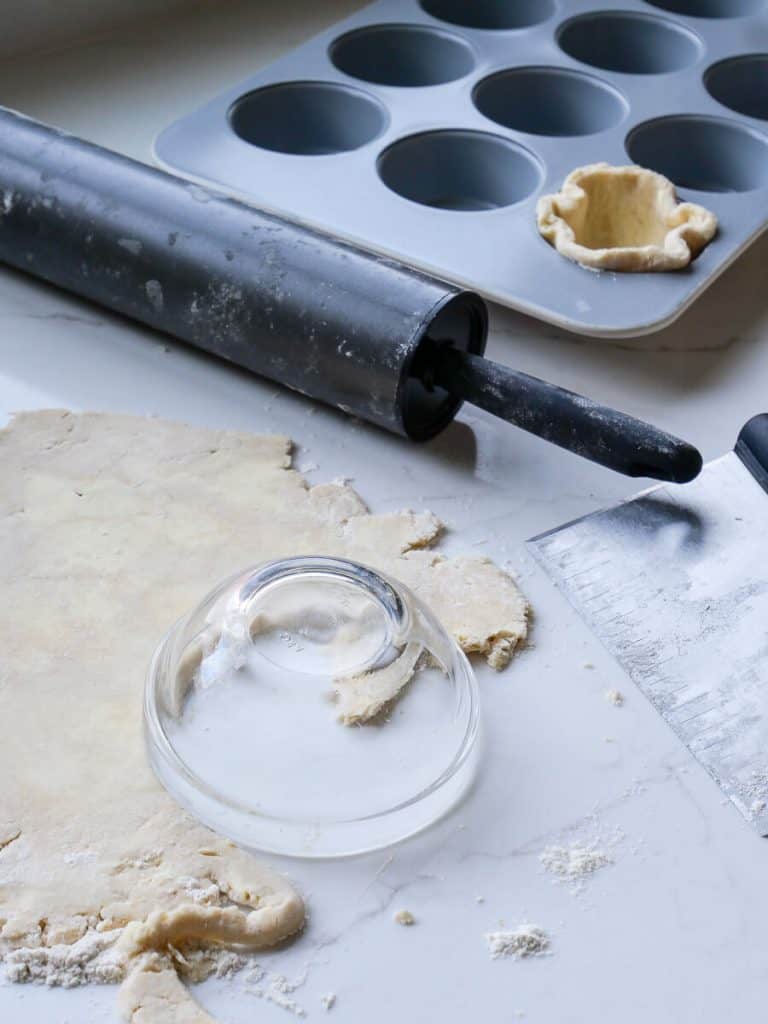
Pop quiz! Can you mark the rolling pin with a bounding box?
[0,106,701,483]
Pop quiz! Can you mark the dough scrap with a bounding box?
[119,955,217,1024]
[334,641,423,725]
[0,410,529,1021]
[536,163,717,272]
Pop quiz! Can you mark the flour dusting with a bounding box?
[744,768,768,804]
[540,840,612,883]
[253,983,307,1018]
[145,279,164,313]
[169,944,250,983]
[486,925,550,960]
[4,930,126,988]
[5,927,255,990]
[248,969,309,1017]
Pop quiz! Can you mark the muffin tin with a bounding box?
[155,0,768,338]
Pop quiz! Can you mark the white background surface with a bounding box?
[1,2,768,1021]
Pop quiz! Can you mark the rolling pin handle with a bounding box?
[430,346,702,484]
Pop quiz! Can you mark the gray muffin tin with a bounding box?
[155,0,768,338]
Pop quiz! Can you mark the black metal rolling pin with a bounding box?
[0,106,486,440]
[0,107,701,482]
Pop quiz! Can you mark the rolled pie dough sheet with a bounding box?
[536,163,717,272]
[0,411,528,1022]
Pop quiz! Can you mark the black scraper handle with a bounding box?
[736,414,768,493]
[432,347,702,483]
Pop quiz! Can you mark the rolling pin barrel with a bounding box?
[0,107,487,439]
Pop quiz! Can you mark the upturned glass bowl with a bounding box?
[145,557,480,858]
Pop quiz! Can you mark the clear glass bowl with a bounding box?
[145,557,480,857]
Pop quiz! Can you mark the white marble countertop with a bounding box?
[1,3,768,1022]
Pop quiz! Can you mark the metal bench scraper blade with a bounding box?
[528,414,768,834]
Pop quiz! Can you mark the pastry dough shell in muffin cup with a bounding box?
[536,163,717,272]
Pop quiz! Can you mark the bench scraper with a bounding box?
[529,414,768,834]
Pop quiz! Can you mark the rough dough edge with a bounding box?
[119,954,217,1024]
[536,162,718,272]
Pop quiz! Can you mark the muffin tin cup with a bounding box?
[645,0,766,17]
[330,23,476,86]
[155,0,768,338]
[557,10,704,75]
[473,66,628,137]
[229,81,388,155]
[419,0,556,30]
[627,114,768,192]
[705,55,768,121]
[378,129,543,210]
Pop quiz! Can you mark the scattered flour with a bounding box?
[247,969,309,1018]
[486,925,550,960]
[4,930,126,988]
[321,992,337,1011]
[540,840,612,883]
[605,689,624,706]
[5,925,254,990]
[172,875,222,906]
[265,990,306,1017]
[118,238,143,255]
[252,987,305,1017]
[246,964,266,985]
[744,768,768,805]
[270,970,307,994]
[394,909,415,926]
[168,944,249,983]
[119,848,163,870]
[145,279,164,313]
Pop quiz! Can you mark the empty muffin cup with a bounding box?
[557,11,702,74]
[644,0,765,17]
[330,23,475,86]
[229,81,388,155]
[627,115,768,192]
[420,0,555,30]
[378,130,542,211]
[705,55,768,120]
[473,66,627,136]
